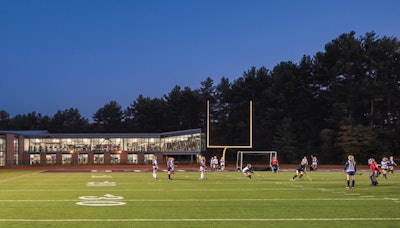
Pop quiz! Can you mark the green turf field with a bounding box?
[0,169,399,227]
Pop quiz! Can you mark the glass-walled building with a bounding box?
[0,129,203,167]
[0,135,5,166]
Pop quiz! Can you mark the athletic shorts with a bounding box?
[346,171,355,176]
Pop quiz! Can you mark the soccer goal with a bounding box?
[236,151,277,171]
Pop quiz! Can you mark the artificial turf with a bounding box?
[0,169,399,227]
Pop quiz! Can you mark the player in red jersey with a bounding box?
[368,158,381,186]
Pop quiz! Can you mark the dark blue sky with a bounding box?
[1,0,399,121]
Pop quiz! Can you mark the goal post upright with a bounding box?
[206,100,253,160]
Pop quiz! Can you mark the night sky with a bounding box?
[1,0,399,121]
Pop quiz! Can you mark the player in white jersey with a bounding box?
[344,155,357,188]
[388,156,397,174]
[242,164,253,180]
[301,156,309,168]
[311,155,318,171]
[219,157,225,171]
[380,157,389,179]
[199,156,207,180]
[152,156,159,179]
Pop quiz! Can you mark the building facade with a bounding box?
[0,129,204,167]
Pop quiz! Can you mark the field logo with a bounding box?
[91,175,112,178]
[87,181,116,186]
[76,194,126,206]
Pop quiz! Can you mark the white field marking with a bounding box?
[0,171,42,183]
[76,201,126,206]
[345,193,360,196]
[0,198,397,203]
[0,189,164,192]
[104,198,396,202]
[0,218,399,222]
[317,188,331,192]
[360,195,374,198]
[385,198,399,201]
[291,185,304,188]
[90,170,113,173]
[77,194,126,207]
[91,175,112,178]
[0,200,78,202]
[0,188,305,192]
[86,181,116,187]
[79,194,123,201]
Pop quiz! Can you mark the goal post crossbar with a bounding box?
[236,151,277,171]
[206,100,253,161]
[206,100,253,150]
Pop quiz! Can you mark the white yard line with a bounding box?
[0,197,397,202]
[0,171,42,183]
[0,218,399,222]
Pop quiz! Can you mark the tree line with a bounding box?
[1,31,399,164]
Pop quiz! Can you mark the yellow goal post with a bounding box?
[206,100,253,160]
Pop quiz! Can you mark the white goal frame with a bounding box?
[236,151,277,171]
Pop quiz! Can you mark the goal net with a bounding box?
[236,151,277,171]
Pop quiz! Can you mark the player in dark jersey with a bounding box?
[167,157,175,180]
[291,156,308,181]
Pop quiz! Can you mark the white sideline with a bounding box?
[0,218,399,222]
[0,197,398,202]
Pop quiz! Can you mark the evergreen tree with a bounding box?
[272,118,297,163]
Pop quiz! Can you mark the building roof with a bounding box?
[0,129,201,138]
[0,130,49,135]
